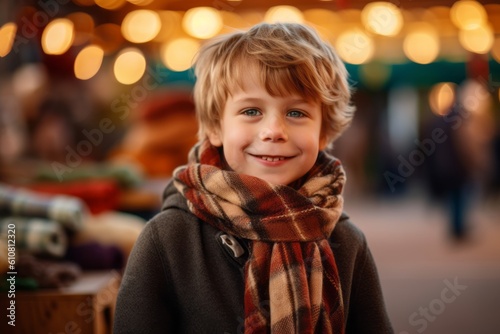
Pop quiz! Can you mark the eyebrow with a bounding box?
[231,96,313,106]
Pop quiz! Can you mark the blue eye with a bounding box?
[242,109,261,116]
[287,110,305,118]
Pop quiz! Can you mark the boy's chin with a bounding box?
[254,174,304,188]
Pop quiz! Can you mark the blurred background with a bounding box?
[0,0,499,333]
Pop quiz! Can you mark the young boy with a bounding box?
[114,22,393,333]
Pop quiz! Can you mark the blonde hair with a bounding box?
[193,22,355,146]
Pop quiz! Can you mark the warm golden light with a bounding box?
[303,9,340,40]
[160,38,200,72]
[335,29,374,64]
[240,11,265,26]
[450,0,487,30]
[429,82,456,116]
[126,0,154,5]
[154,11,183,42]
[219,11,247,34]
[114,48,146,85]
[403,23,440,64]
[459,24,494,54]
[95,0,126,10]
[41,18,74,55]
[66,12,94,46]
[303,9,340,27]
[122,10,161,43]
[338,9,362,23]
[265,6,304,23]
[427,6,451,20]
[74,45,104,80]
[361,2,403,36]
[182,7,223,39]
[0,23,17,57]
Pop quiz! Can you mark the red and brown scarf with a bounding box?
[174,140,345,333]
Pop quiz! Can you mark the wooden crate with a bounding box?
[0,270,121,334]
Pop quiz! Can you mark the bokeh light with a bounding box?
[113,48,146,84]
[182,7,223,39]
[450,0,487,30]
[41,18,74,55]
[429,82,456,116]
[122,10,161,43]
[265,6,304,23]
[362,2,403,36]
[335,28,374,64]
[74,45,104,80]
[95,0,126,10]
[0,22,17,57]
[458,24,494,54]
[403,23,440,64]
[160,38,200,72]
[126,0,154,5]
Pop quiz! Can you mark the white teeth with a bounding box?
[261,156,285,162]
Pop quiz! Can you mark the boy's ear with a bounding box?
[208,129,223,147]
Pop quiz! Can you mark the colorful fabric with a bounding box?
[0,184,87,231]
[65,241,124,270]
[16,254,81,288]
[0,217,68,257]
[29,179,121,214]
[35,163,143,189]
[174,140,346,333]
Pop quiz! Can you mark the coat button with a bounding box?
[220,234,245,258]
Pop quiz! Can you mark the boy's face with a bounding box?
[208,73,326,186]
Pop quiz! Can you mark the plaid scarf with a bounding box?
[174,140,345,333]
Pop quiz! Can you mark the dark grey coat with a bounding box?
[114,183,394,333]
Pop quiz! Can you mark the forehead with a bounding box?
[225,57,315,102]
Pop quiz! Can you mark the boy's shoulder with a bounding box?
[329,212,369,255]
[333,213,366,241]
[146,182,199,234]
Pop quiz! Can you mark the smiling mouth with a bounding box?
[256,155,289,162]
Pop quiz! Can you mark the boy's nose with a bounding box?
[259,116,288,142]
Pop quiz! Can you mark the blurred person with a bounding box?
[108,89,198,178]
[114,22,392,333]
[29,97,77,163]
[0,97,27,164]
[425,79,495,240]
